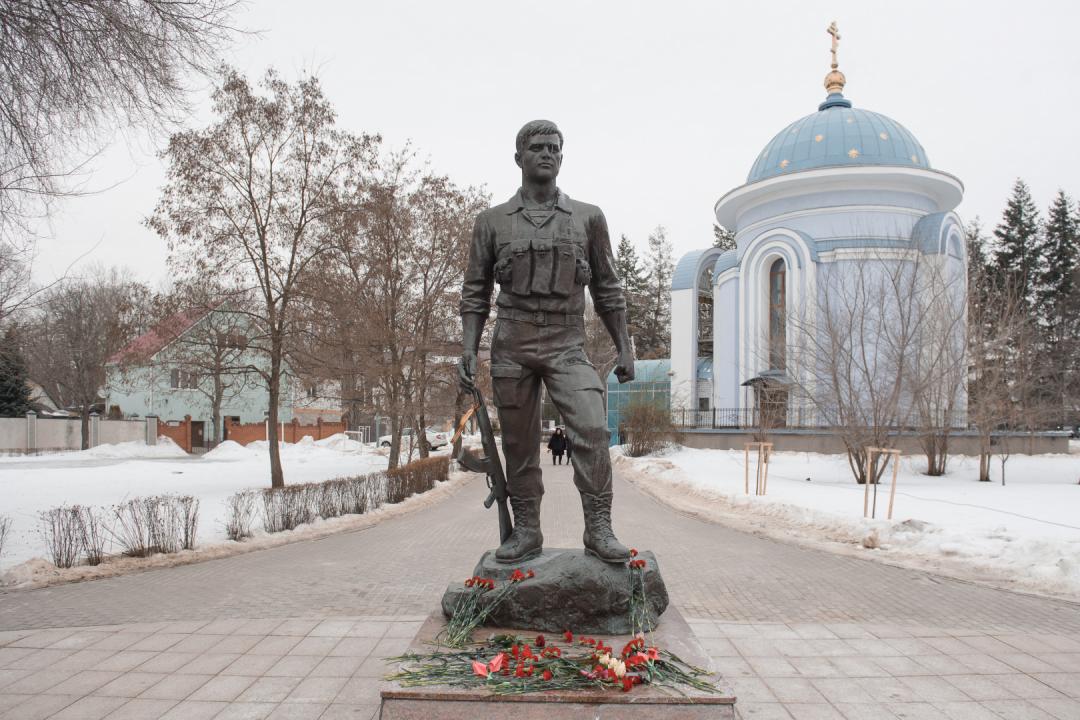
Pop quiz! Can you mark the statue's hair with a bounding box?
[515,120,563,154]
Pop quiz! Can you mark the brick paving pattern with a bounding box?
[0,456,1078,718]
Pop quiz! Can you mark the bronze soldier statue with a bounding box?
[459,120,636,564]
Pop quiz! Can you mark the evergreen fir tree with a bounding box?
[1037,190,1079,325]
[0,333,32,417]
[1036,190,1080,426]
[614,233,648,345]
[992,179,1042,306]
[639,225,673,358]
[712,223,736,251]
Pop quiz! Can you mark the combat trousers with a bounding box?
[489,317,611,500]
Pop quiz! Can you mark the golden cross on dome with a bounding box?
[827,21,841,69]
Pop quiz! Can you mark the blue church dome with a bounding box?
[746,93,930,184]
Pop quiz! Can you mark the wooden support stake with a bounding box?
[864,447,901,520]
[887,450,900,520]
[744,444,750,494]
[744,442,773,496]
[863,451,872,517]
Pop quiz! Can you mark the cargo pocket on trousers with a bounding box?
[490,363,524,408]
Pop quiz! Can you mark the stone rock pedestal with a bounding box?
[440,548,669,635]
[380,606,736,719]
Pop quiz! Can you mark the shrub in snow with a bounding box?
[620,399,680,458]
[385,456,449,503]
[38,507,81,568]
[76,506,109,565]
[0,515,11,560]
[255,455,451,535]
[261,484,318,533]
[224,490,257,542]
[111,495,199,557]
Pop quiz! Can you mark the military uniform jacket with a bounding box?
[459,189,627,320]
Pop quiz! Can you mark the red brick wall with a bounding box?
[158,416,192,453]
[224,417,346,446]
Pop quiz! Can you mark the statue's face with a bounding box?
[515,133,562,183]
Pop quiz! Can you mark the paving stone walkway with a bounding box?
[1,455,1079,719]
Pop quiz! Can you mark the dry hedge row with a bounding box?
[244,455,450,537]
[31,456,450,569]
[37,496,200,568]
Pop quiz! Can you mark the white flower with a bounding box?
[598,653,612,667]
[613,660,627,678]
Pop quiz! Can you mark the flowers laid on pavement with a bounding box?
[388,629,718,695]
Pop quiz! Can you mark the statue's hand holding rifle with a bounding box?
[452,359,513,545]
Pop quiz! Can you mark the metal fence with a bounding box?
[671,407,969,431]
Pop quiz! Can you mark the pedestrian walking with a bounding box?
[547,427,567,465]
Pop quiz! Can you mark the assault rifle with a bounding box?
[451,387,513,544]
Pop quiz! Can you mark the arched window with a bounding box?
[768,258,786,370]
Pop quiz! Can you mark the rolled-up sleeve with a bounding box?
[459,211,496,318]
[586,209,627,315]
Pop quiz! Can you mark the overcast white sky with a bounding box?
[28,0,1080,287]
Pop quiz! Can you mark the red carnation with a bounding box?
[542,669,553,681]
[563,630,573,643]
[630,548,638,557]
[472,660,488,677]
[622,676,633,692]
[536,634,546,648]
[489,652,507,673]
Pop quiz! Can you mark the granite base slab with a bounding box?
[380,605,736,719]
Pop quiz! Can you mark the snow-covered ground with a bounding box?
[614,445,1080,599]
[0,434,455,576]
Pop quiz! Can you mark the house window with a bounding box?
[170,369,198,389]
[306,383,318,399]
[225,333,247,350]
[768,258,786,370]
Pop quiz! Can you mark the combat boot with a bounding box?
[580,492,630,563]
[495,496,543,563]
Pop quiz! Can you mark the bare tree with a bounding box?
[25,267,147,447]
[788,252,962,484]
[150,67,379,487]
[967,270,1041,483]
[0,0,240,239]
[908,259,968,476]
[323,148,485,468]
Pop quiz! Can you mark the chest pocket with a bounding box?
[496,222,589,297]
[550,227,588,297]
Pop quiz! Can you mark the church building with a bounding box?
[669,26,967,425]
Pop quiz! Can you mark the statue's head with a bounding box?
[515,119,563,183]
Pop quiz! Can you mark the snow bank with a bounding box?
[0,439,391,573]
[2,467,472,590]
[315,433,365,453]
[614,446,1080,599]
[0,437,190,462]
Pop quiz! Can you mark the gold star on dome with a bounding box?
[779,159,790,169]
[815,134,824,142]
[879,132,889,140]
[911,154,918,163]
[848,148,859,159]
[846,117,855,124]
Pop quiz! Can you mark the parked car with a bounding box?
[378,427,448,449]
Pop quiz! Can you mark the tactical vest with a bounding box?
[494,212,592,297]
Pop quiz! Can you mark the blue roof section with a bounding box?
[746,94,929,184]
[671,247,725,291]
[607,359,671,387]
[713,250,738,277]
[913,212,946,255]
